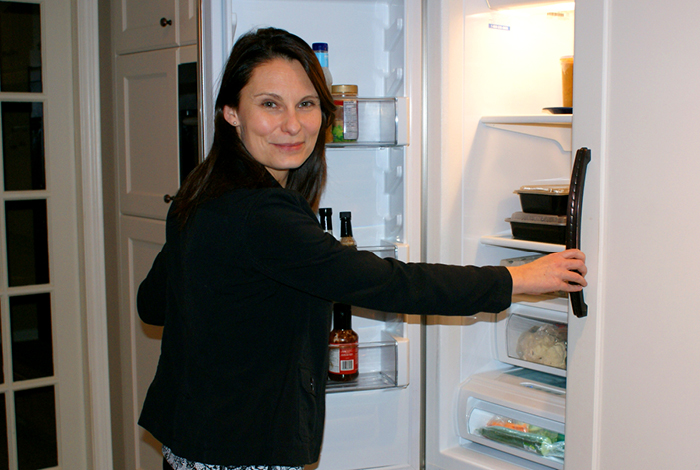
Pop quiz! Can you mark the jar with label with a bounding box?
[331,84,359,142]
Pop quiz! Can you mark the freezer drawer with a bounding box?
[457,369,566,469]
[496,311,567,376]
[465,402,565,469]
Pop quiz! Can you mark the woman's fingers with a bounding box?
[507,249,588,295]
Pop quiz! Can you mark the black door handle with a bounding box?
[566,147,591,318]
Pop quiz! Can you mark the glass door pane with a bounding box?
[1,102,45,191]
[15,387,57,469]
[0,2,42,93]
[10,293,53,381]
[0,3,63,468]
[5,200,49,287]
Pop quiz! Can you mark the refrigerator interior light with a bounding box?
[486,0,575,12]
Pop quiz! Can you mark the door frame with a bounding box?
[75,0,114,468]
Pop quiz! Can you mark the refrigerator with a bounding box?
[193,0,700,469]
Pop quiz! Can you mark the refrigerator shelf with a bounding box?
[481,115,572,151]
[326,371,397,393]
[325,97,408,148]
[326,332,409,394]
[481,232,564,253]
[326,141,400,149]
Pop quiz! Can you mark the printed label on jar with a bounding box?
[328,343,358,374]
[341,99,358,140]
[331,99,358,142]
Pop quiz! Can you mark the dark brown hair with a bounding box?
[173,27,335,226]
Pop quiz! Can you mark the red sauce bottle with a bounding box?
[328,303,359,381]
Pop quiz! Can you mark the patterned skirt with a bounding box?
[163,446,304,470]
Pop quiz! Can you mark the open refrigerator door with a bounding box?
[200,1,424,469]
[424,0,578,469]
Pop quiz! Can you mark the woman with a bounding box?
[137,27,587,470]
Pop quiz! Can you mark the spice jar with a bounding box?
[331,84,359,142]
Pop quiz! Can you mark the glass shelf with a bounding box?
[481,232,564,253]
[326,371,397,393]
[481,114,572,151]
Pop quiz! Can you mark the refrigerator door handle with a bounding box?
[566,147,591,318]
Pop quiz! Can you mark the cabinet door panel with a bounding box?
[113,0,178,54]
[118,215,166,470]
[116,48,179,220]
[179,0,198,46]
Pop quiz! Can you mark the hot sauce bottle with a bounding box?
[328,303,359,382]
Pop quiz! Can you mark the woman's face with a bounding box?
[224,58,322,186]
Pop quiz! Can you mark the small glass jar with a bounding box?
[331,84,358,142]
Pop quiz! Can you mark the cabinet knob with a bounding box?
[163,194,173,203]
[160,17,172,27]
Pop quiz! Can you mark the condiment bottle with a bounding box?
[339,211,356,247]
[312,42,333,92]
[328,303,359,382]
[319,207,333,236]
[331,84,359,142]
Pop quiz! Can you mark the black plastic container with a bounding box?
[515,185,569,215]
[506,212,566,245]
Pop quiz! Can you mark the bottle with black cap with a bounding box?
[319,208,333,236]
[339,211,356,247]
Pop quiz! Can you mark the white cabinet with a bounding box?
[115,45,197,220]
[113,0,198,54]
[117,215,166,470]
[178,0,198,47]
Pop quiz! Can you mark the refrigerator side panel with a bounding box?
[568,0,700,468]
[562,0,605,467]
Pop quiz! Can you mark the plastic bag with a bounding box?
[478,416,565,458]
[516,323,567,369]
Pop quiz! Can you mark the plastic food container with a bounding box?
[506,212,566,244]
[507,315,567,370]
[515,185,569,215]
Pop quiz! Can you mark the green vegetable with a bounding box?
[332,125,345,142]
[478,425,555,456]
[529,425,565,442]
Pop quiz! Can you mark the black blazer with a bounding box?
[137,186,512,466]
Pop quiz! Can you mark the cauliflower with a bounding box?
[516,324,567,369]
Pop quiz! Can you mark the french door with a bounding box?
[0,0,89,468]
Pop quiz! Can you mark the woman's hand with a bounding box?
[506,249,587,295]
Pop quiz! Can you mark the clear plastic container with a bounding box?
[507,315,567,370]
